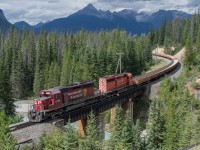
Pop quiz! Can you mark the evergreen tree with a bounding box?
[42,129,64,150]
[159,18,166,45]
[107,106,123,150]
[62,121,79,150]
[121,111,132,149]
[22,31,36,95]
[132,119,141,150]
[193,112,200,141]
[10,29,23,98]
[80,111,102,150]
[0,109,16,149]
[60,45,71,85]
[33,31,47,95]
[15,44,25,98]
[184,35,193,69]
[178,114,192,147]
[0,60,15,115]
[147,100,165,150]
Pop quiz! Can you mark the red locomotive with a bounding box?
[28,81,94,122]
[99,73,134,93]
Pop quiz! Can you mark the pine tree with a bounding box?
[15,44,25,98]
[42,129,64,150]
[60,45,71,85]
[159,18,166,45]
[10,29,23,98]
[120,111,132,149]
[80,111,102,150]
[107,106,123,150]
[147,100,165,150]
[33,31,47,95]
[132,119,141,150]
[193,112,200,142]
[22,31,36,95]
[179,114,192,147]
[62,120,79,150]
[0,60,15,115]
[184,35,193,69]
[0,109,16,149]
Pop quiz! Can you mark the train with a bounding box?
[28,53,179,122]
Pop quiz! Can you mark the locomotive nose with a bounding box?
[28,110,42,122]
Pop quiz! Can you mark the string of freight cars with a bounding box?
[28,52,179,122]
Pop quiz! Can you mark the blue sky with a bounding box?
[0,0,198,25]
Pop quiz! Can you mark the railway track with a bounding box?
[10,121,36,132]
[16,138,33,145]
[15,138,33,150]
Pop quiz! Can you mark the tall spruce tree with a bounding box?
[0,60,15,115]
[108,106,123,150]
[42,129,64,150]
[62,121,79,150]
[132,119,141,150]
[80,111,102,150]
[159,18,166,45]
[0,109,16,149]
[120,111,133,149]
[147,100,165,150]
[184,35,193,69]
[33,31,47,95]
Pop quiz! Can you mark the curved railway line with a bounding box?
[11,52,179,146]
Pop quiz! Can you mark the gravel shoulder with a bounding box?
[12,123,57,145]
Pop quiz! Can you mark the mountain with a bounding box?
[0,5,192,34]
[37,4,151,34]
[33,22,44,28]
[0,9,13,33]
[36,4,192,34]
[144,10,192,28]
[33,21,50,28]
[14,21,32,30]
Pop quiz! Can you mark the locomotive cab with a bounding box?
[126,73,135,85]
[28,89,63,122]
[28,97,51,122]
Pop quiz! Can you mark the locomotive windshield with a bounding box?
[41,91,51,97]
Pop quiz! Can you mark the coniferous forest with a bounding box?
[0,29,152,105]
[1,10,200,150]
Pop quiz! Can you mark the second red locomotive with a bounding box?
[99,73,134,93]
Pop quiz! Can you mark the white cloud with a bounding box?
[94,0,192,14]
[0,0,95,25]
[0,0,197,25]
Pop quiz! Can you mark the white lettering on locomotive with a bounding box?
[68,90,82,95]
[70,93,82,99]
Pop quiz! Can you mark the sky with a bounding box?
[0,0,198,25]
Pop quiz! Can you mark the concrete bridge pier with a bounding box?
[96,113,105,139]
[77,118,87,138]
[77,113,105,138]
